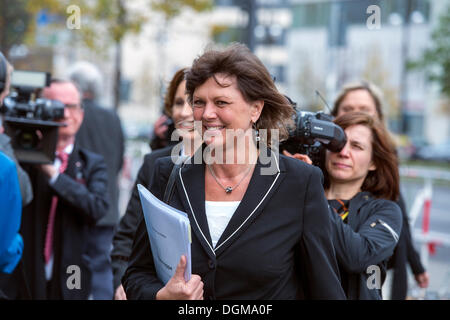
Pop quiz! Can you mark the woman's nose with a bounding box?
[338,143,350,157]
[202,101,217,120]
[180,102,193,118]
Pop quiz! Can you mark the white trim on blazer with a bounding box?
[178,151,281,256]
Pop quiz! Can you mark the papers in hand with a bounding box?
[137,184,191,284]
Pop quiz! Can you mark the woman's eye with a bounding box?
[216,100,228,106]
[193,100,204,107]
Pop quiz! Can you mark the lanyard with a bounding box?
[333,199,349,221]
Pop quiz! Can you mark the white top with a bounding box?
[205,200,241,248]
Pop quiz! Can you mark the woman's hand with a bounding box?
[156,255,204,300]
[114,284,127,300]
[414,272,429,288]
[283,150,313,165]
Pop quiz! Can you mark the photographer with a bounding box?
[19,80,109,299]
[331,81,429,299]
[287,112,403,299]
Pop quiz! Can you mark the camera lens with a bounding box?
[17,129,39,150]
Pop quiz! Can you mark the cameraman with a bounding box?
[331,81,429,299]
[286,112,403,299]
[0,52,32,299]
[19,80,109,299]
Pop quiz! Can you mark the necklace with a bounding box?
[207,164,253,194]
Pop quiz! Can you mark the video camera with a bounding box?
[281,96,347,167]
[0,70,65,164]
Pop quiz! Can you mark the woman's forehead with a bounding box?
[194,74,239,95]
[345,124,372,142]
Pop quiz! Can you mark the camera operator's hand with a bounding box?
[283,150,313,165]
[40,164,58,179]
[114,284,127,300]
[156,255,204,300]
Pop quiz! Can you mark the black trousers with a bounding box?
[0,260,31,300]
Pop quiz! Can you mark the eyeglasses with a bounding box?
[64,104,82,112]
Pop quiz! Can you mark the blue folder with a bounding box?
[137,184,191,284]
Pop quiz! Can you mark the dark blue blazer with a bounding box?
[123,147,346,300]
[21,145,109,299]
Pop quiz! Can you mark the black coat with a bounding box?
[20,145,109,299]
[76,98,124,227]
[122,148,346,300]
[388,194,425,299]
[111,145,174,290]
[329,192,403,300]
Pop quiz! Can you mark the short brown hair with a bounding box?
[332,80,384,121]
[325,112,399,201]
[185,43,294,144]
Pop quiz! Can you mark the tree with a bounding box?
[0,0,32,58]
[408,5,450,100]
[2,0,213,109]
[151,0,212,20]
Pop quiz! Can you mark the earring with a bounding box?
[252,121,260,143]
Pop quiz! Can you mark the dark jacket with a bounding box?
[0,133,33,206]
[111,145,174,290]
[76,98,124,226]
[388,194,425,299]
[123,148,346,300]
[329,192,402,300]
[20,145,109,299]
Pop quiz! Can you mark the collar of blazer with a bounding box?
[175,144,286,258]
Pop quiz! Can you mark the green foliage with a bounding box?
[0,0,32,56]
[151,0,213,20]
[2,0,212,54]
[408,6,450,99]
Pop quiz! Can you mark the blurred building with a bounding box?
[6,0,448,146]
[214,0,450,147]
[287,0,449,146]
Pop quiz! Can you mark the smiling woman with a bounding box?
[123,43,347,300]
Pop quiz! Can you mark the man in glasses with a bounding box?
[19,80,109,299]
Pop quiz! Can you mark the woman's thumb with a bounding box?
[173,255,186,280]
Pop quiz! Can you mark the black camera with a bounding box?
[0,70,65,164]
[281,97,347,167]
